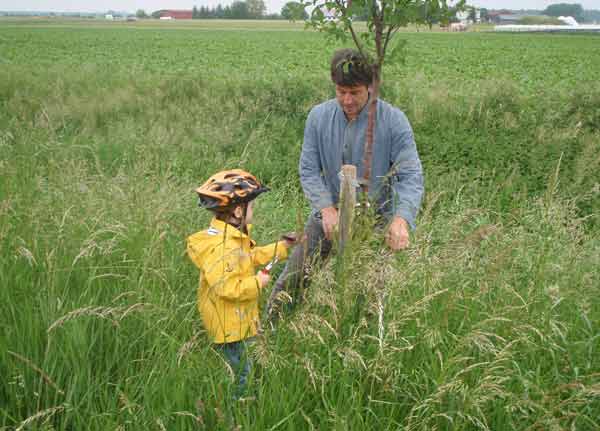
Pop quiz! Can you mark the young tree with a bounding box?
[304,0,462,194]
[136,9,147,18]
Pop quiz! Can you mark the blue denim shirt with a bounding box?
[299,98,424,230]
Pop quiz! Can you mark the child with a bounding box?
[187,169,293,399]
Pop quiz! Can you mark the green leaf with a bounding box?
[386,37,407,66]
[311,6,325,22]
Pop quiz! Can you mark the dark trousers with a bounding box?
[267,212,332,322]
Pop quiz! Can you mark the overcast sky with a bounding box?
[0,0,598,15]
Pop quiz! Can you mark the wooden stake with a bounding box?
[339,164,357,251]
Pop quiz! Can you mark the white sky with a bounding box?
[0,0,598,15]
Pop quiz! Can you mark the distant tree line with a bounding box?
[191,0,269,19]
[541,3,600,23]
[6,1,598,23]
[280,1,308,20]
[583,9,600,22]
[543,3,584,22]
[183,2,599,24]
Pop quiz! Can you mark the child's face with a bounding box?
[233,201,254,225]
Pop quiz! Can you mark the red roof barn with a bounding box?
[157,10,193,19]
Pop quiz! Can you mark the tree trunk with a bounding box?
[362,63,381,196]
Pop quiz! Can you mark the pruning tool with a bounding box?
[261,257,279,275]
[261,232,298,275]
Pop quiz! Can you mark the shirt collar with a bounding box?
[209,217,254,241]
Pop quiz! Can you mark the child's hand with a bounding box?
[256,270,271,288]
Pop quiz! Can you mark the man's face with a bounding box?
[335,84,369,120]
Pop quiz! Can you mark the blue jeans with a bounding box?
[215,339,253,399]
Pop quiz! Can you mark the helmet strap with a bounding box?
[218,203,248,233]
[239,204,249,234]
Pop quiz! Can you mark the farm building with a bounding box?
[494,14,523,24]
[486,10,527,24]
[155,10,193,19]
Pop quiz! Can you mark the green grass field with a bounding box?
[1,19,599,430]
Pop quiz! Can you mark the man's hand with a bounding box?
[321,206,338,241]
[385,216,410,251]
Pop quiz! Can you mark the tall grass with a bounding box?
[1,25,599,430]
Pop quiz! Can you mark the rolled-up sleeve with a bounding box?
[389,110,424,230]
[299,108,334,212]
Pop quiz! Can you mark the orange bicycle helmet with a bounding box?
[196,169,269,210]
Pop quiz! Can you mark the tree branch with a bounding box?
[334,0,347,14]
[371,0,379,27]
[333,0,366,58]
[374,18,383,62]
[348,24,366,58]
[382,25,395,63]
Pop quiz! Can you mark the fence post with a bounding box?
[338,164,357,252]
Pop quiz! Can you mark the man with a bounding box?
[267,48,424,320]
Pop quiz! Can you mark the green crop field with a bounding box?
[1,19,599,430]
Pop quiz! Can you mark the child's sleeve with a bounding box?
[251,241,289,266]
[202,248,262,302]
[187,240,204,269]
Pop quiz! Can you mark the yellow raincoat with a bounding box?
[187,218,288,344]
